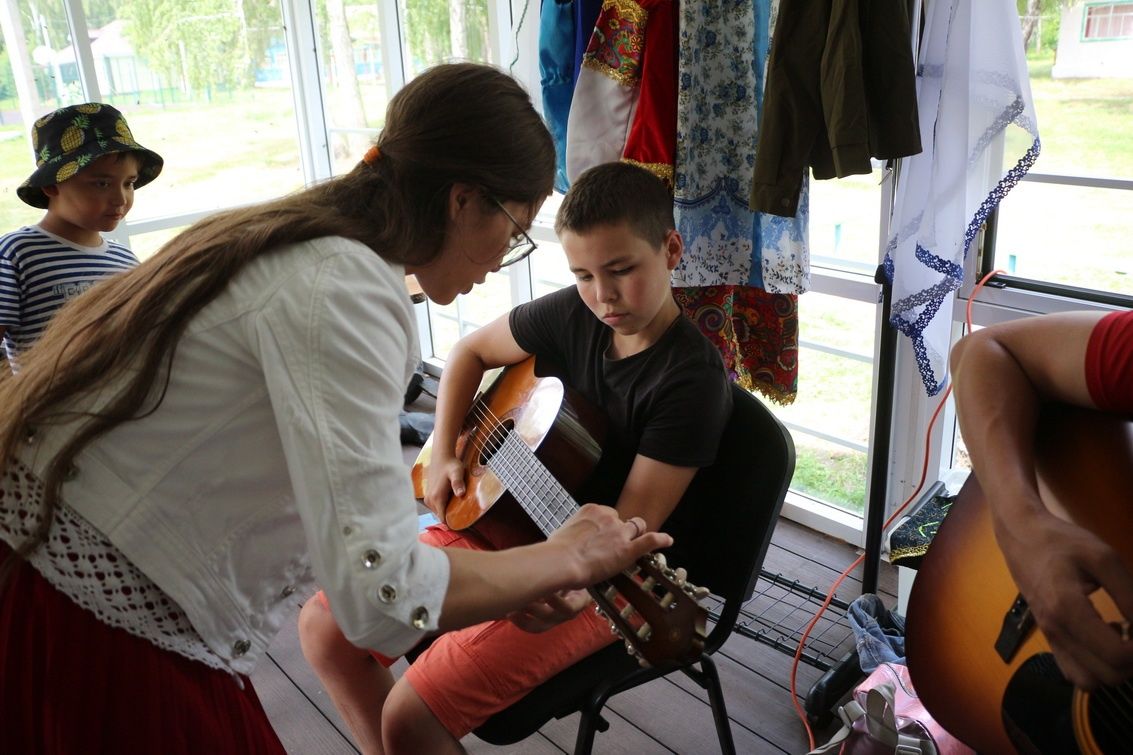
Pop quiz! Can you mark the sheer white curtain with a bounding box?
[884,0,1040,395]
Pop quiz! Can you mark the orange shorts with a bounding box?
[403,524,617,738]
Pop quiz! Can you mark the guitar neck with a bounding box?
[487,430,579,538]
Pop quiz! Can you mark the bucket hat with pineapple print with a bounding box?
[17,102,164,209]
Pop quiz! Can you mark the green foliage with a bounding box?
[403,0,490,66]
[118,0,279,92]
[0,46,14,102]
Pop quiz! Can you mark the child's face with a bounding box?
[562,222,682,342]
[42,153,141,237]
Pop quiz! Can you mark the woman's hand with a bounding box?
[548,504,672,590]
[424,453,465,520]
[507,590,593,633]
[999,508,1133,690]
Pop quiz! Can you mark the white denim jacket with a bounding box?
[15,236,449,675]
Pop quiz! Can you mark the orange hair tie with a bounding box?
[363,145,382,165]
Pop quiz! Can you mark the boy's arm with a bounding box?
[614,455,698,531]
[426,313,532,517]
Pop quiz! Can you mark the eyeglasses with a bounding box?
[489,196,538,267]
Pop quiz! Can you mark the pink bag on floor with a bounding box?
[808,662,973,755]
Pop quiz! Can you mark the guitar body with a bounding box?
[906,406,1133,754]
[411,357,609,549]
[410,356,709,667]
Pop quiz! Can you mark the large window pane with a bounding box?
[318,0,392,174]
[426,267,513,358]
[809,168,884,274]
[993,180,1132,294]
[986,8,1133,298]
[3,1,305,236]
[772,292,875,515]
[0,0,85,232]
[24,0,307,228]
[400,0,493,78]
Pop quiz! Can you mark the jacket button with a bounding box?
[62,464,79,481]
[24,427,37,445]
[280,585,296,598]
[378,584,398,603]
[411,606,429,630]
[232,639,251,657]
[362,549,382,568]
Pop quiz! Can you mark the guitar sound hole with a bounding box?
[1003,653,1133,754]
[1003,654,1080,754]
[476,419,515,467]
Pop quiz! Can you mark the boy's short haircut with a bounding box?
[555,162,675,247]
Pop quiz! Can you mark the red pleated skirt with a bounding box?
[0,541,286,754]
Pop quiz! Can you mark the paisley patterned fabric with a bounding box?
[674,285,799,405]
[671,0,806,403]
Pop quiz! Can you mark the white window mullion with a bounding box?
[379,0,407,93]
[280,0,333,184]
[62,0,101,101]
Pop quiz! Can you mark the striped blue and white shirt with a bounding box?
[0,225,138,371]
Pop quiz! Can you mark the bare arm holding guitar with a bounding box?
[951,311,1133,690]
[425,313,699,631]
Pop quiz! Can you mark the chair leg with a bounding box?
[573,688,614,754]
[700,656,737,755]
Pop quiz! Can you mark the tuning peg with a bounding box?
[653,553,667,569]
[636,624,653,642]
[620,604,637,620]
[674,567,687,583]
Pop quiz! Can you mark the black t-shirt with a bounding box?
[508,286,733,537]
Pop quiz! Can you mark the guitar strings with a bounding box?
[1090,680,1133,742]
[464,397,575,533]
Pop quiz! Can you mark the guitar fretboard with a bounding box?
[486,430,577,537]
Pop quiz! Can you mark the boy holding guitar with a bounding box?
[299,162,733,753]
[950,310,1133,692]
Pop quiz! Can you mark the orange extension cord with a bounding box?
[790,268,1005,750]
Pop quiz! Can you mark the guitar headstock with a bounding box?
[589,552,709,668]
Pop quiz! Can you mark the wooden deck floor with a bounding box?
[253,517,896,755]
[254,386,897,753]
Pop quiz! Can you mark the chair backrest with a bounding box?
[661,383,795,653]
[471,383,797,748]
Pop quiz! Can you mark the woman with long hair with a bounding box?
[0,63,665,753]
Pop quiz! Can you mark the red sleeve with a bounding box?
[622,0,677,189]
[1085,310,1133,412]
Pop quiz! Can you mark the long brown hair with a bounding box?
[0,62,553,584]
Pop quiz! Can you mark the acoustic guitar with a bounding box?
[906,405,1133,754]
[410,357,709,668]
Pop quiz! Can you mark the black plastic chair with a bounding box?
[471,383,796,754]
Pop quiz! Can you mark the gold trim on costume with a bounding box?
[622,159,675,189]
[581,0,648,87]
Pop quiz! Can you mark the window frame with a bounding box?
[1082,2,1133,42]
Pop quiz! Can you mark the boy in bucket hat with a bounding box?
[1,102,162,372]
